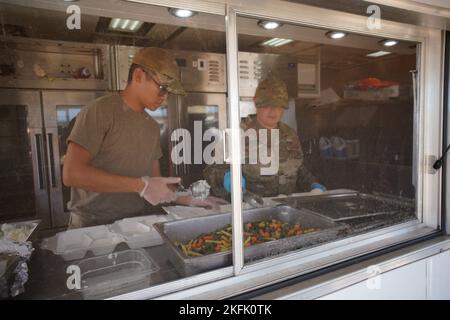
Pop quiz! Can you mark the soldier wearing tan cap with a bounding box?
[204,78,326,198]
[63,47,220,229]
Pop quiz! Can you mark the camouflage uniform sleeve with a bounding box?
[203,164,230,199]
[296,140,318,191]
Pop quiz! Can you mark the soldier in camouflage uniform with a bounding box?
[203,78,325,198]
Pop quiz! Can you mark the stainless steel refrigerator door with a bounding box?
[41,90,108,228]
[169,92,227,185]
[0,89,51,227]
[145,105,171,177]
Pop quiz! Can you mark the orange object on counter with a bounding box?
[357,77,399,89]
[358,77,382,89]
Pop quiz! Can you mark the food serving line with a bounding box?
[2,189,416,299]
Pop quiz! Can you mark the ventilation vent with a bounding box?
[208,60,220,82]
[239,60,249,79]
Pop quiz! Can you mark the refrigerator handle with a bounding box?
[32,130,45,190]
[45,128,58,189]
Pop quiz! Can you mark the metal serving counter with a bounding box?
[13,191,417,300]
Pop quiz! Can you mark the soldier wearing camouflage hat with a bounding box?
[204,78,326,198]
[63,47,217,229]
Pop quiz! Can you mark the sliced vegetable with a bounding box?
[176,219,320,257]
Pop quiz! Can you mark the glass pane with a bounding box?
[146,106,170,177]
[0,2,233,299]
[183,104,219,185]
[0,105,36,220]
[56,105,83,211]
[235,15,419,265]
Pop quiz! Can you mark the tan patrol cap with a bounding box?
[254,78,289,109]
[132,47,186,95]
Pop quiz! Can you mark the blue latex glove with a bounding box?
[223,170,246,193]
[310,182,326,192]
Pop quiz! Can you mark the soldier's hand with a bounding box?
[223,170,246,193]
[310,182,326,193]
[139,176,181,205]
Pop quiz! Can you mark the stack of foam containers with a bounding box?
[41,215,169,261]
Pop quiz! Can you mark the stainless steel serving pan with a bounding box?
[154,205,345,277]
[275,192,415,222]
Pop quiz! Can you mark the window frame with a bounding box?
[224,1,444,278]
[104,0,443,299]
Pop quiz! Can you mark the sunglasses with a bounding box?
[150,75,170,97]
[142,68,170,97]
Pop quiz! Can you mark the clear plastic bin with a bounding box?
[0,219,40,243]
[75,249,159,299]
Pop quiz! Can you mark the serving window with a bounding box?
[0,0,444,300]
[232,15,421,265]
[0,1,240,299]
[224,5,443,282]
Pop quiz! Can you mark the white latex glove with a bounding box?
[139,176,181,205]
[176,195,229,210]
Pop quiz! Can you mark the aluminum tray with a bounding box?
[154,205,345,277]
[275,192,415,222]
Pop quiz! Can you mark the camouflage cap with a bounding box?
[254,78,289,109]
[132,47,186,95]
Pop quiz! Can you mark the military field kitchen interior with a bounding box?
[0,0,448,300]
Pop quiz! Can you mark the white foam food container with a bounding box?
[111,215,169,249]
[41,225,122,261]
[41,215,170,261]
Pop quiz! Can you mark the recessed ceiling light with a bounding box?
[257,20,283,30]
[326,31,347,40]
[109,18,144,32]
[261,38,293,47]
[168,8,197,18]
[366,51,392,58]
[379,39,399,47]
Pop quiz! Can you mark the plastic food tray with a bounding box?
[75,249,159,299]
[41,215,169,261]
[0,219,41,243]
